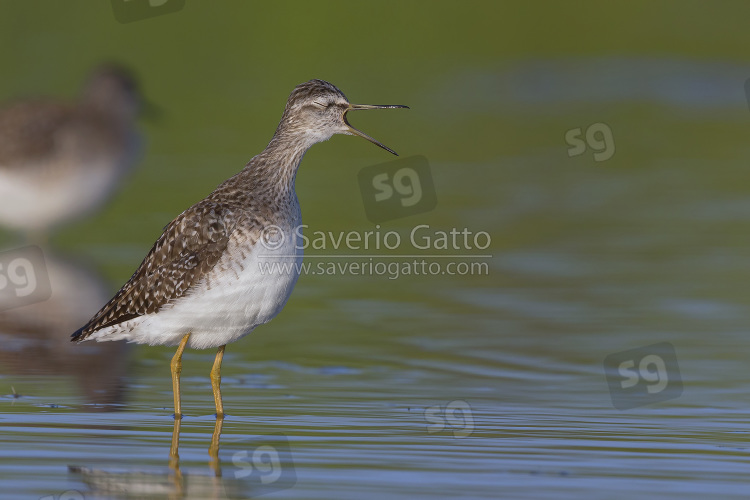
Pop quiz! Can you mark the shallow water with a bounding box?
[3,146,750,498]
[2,2,750,499]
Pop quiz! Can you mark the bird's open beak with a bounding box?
[344,103,409,156]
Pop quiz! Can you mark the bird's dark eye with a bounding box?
[312,101,327,109]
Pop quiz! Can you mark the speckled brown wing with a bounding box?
[71,200,243,341]
[0,100,71,166]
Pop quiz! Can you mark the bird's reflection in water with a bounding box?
[0,248,130,410]
[70,417,254,500]
[168,417,227,498]
[208,416,225,477]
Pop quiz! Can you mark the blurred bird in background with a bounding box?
[0,63,147,409]
[0,63,145,241]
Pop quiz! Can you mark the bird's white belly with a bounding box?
[0,160,122,230]
[90,223,304,349]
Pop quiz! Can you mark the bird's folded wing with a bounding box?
[71,200,242,341]
[0,100,71,166]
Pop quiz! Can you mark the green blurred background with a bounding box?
[3,0,750,415]
[2,0,750,403]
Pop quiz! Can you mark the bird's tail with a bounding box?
[70,326,86,342]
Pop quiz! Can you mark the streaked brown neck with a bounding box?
[241,118,314,197]
[209,121,313,215]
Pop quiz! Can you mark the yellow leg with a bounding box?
[210,345,226,417]
[171,334,191,418]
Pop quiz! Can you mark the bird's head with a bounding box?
[82,63,156,122]
[279,79,408,155]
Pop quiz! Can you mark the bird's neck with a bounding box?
[237,127,313,200]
